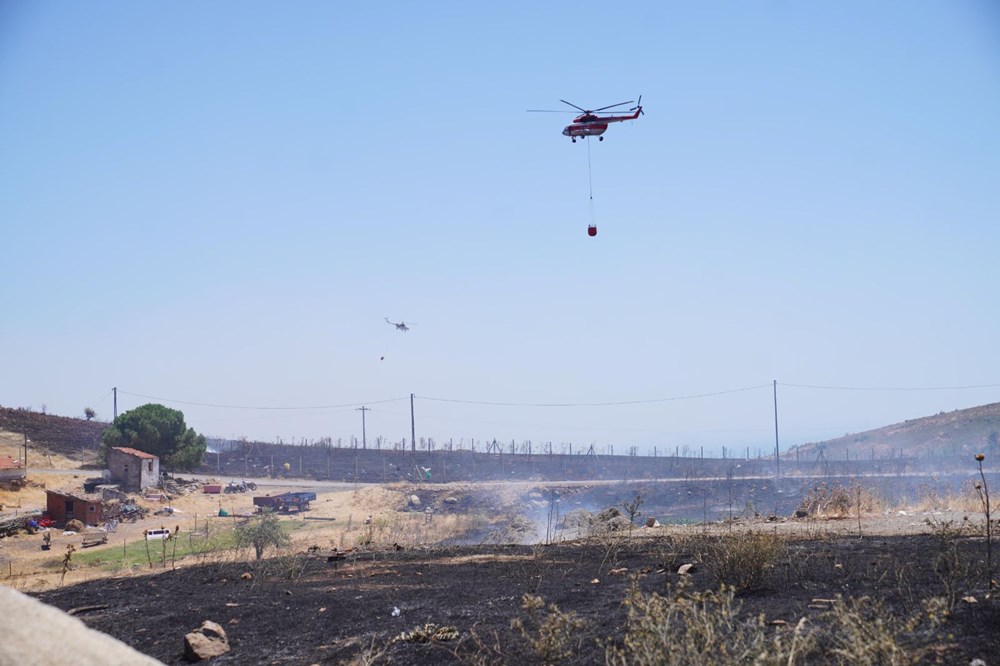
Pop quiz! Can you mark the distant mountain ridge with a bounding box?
[789,402,1000,461]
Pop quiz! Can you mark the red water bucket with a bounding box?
[587,225,597,237]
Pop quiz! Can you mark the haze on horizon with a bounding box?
[2,2,998,454]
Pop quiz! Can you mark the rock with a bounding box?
[408,495,421,507]
[65,520,85,533]
[183,621,230,662]
[443,497,458,505]
[677,563,696,575]
[645,517,659,528]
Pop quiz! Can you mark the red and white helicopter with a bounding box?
[529,97,644,142]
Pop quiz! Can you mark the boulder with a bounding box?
[408,494,421,507]
[184,620,230,661]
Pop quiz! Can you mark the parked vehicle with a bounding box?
[253,492,316,513]
[145,528,171,540]
[223,480,258,494]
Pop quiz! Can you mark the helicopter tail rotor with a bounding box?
[630,95,644,115]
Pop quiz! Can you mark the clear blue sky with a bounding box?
[2,1,999,453]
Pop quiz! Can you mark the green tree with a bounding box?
[84,407,96,421]
[100,403,207,470]
[235,513,291,560]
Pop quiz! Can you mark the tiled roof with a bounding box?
[110,447,158,460]
[0,455,24,471]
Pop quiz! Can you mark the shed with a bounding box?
[107,447,160,492]
[45,490,104,526]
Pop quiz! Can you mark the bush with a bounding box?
[606,579,811,666]
[512,594,585,664]
[696,530,785,592]
[234,513,291,560]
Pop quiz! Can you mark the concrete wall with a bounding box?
[107,449,159,491]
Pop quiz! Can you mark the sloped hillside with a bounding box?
[0,406,106,458]
[791,402,1000,460]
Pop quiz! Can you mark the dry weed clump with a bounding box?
[798,481,882,519]
[607,582,918,666]
[813,596,911,665]
[696,530,785,592]
[511,593,585,664]
[606,579,811,666]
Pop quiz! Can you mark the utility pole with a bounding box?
[410,394,416,453]
[113,386,118,420]
[773,379,780,479]
[23,433,28,466]
[356,406,370,449]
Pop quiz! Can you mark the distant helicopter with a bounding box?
[385,317,415,332]
[528,97,644,142]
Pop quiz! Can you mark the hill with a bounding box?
[0,406,106,459]
[790,401,1000,462]
[4,400,1000,472]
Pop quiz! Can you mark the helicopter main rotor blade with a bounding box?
[526,109,577,113]
[592,100,634,112]
[560,99,588,112]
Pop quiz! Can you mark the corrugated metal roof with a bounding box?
[110,447,158,460]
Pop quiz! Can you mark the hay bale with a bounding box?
[65,519,84,533]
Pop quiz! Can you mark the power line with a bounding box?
[416,384,772,407]
[780,382,1000,392]
[116,390,409,411]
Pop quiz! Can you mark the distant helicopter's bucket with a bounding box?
[587,225,597,237]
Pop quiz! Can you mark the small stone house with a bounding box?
[45,490,104,525]
[0,455,26,486]
[107,447,160,492]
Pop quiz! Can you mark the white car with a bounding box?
[145,528,171,540]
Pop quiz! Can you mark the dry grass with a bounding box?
[0,430,94,469]
[606,580,915,666]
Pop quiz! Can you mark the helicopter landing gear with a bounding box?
[571,138,576,143]
[598,136,604,141]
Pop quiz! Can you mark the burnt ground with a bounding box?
[34,530,1000,665]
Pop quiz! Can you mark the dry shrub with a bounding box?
[340,635,390,666]
[799,483,851,517]
[696,530,785,592]
[815,596,910,665]
[606,579,811,666]
[608,582,917,666]
[924,517,977,609]
[511,593,585,664]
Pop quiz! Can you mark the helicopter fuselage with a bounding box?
[563,108,641,140]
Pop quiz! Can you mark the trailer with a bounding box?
[253,492,316,513]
